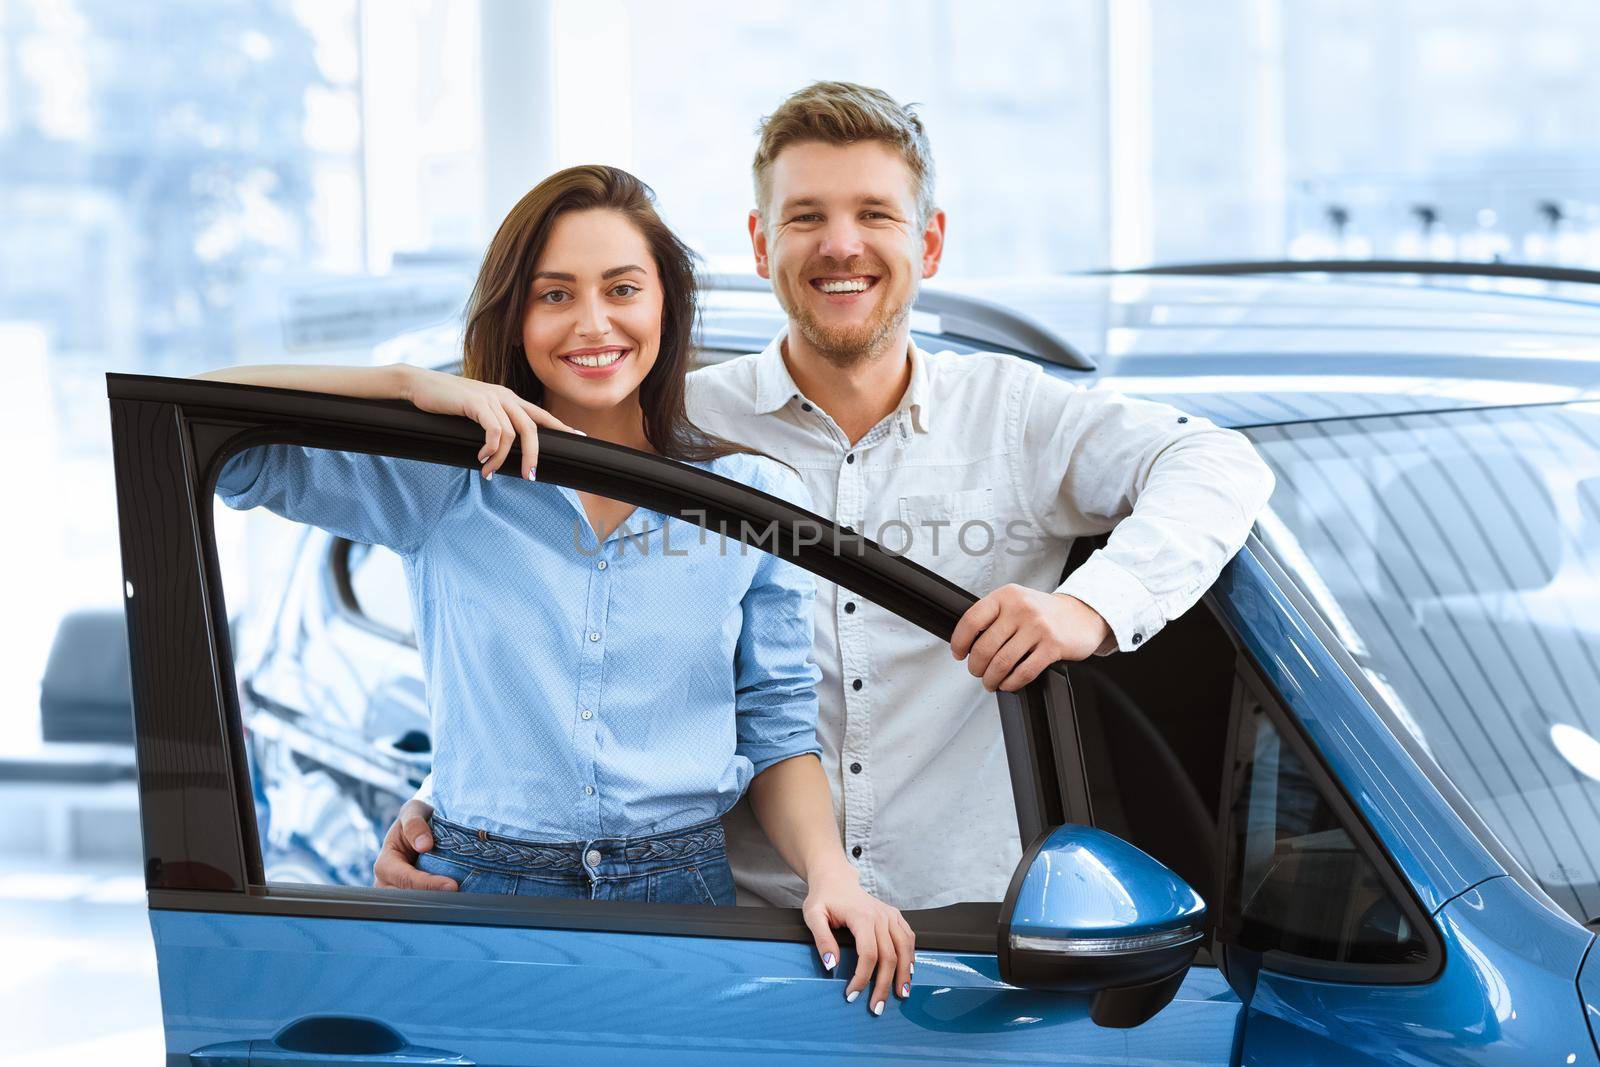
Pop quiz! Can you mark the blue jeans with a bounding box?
[416,814,737,906]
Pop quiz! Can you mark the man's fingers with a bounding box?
[950,595,1002,659]
[981,630,1035,691]
[800,903,841,973]
[399,812,432,853]
[1000,647,1058,693]
[374,850,458,892]
[966,617,1020,682]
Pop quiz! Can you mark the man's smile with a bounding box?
[809,274,880,300]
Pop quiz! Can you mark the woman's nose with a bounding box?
[574,293,610,338]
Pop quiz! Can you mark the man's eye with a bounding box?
[611,283,640,298]
[790,214,821,223]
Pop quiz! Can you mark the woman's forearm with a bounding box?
[746,754,857,885]
[191,362,418,401]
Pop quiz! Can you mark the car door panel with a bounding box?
[153,908,1239,1065]
[111,375,1237,1064]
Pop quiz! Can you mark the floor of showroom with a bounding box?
[0,853,164,1062]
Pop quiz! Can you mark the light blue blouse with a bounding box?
[216,444,821,841]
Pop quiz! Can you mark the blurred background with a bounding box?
[3,0,1600,1056]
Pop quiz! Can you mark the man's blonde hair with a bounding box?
[753,81,936,229]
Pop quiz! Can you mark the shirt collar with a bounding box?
[750,329,933,434]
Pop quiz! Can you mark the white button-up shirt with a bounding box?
[687,332,1275,910]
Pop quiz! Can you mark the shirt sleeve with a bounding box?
[214,444,466,554]
[1017,369,1276,655]
[732,460,824,776]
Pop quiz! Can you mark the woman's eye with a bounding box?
[540,290,569,304]
[611,283,640,297]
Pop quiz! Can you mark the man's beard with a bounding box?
[785,279,914,369]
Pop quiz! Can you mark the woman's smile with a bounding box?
[559,345,631,379]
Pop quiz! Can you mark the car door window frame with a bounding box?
[109,372,1092,952]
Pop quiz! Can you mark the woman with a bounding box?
[200,166,912,1013]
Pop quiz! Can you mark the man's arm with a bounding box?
[953,367,1275,690]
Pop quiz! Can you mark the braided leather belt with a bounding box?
[427,816,725,873]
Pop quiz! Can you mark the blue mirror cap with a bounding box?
[1008,824,1206,944]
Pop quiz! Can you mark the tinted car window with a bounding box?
[1227,686,1430,967]
[1249,401,1600,923]
[345,540,414,640]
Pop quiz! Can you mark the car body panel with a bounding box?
[149,908,1240,1065]
[1241,875,1595,1064]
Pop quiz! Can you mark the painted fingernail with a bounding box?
[485,470,492,481]
[527,466,536,481]
[845,990,859,1004]
[909,962,915,978]
[822,952,836,970]
[900,983,910,998]
[873,1000,885,1016]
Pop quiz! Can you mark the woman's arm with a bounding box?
[747,755,916,1017]
[192,363,577,480]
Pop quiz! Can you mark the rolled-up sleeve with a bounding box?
[733,462,823,775]
[215,444,465,554]
[1019,371,1276,654]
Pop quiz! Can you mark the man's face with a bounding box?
[751,140,944,366]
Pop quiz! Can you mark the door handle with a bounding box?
[190,1015,472,1065]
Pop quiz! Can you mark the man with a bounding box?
[377,81,1274,912]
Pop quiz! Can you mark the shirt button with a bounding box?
[850,762,862,774]
[585,849,601,867]
[1177,416,1189,424]
[1132,633,1143,645]
[844,601,856,614]
[597,560,607,571]
[846,454,855,464]
[584,785,595,796]
[852,679,863,691]
[851,845,863,859]
[801,402,813,412]
[589,631,601,642]
[581,709,593,721]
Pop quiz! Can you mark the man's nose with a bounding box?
[817,220,865,263]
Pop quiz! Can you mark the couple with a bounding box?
[205,81,1274,1016]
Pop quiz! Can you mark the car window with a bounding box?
[1248,401,1600,925]
[1225,680,1431,969]
[210,440,1020,910]
[343,540,414,640]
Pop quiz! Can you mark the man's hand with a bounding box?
[373,798,459,891]
[950,586,1111,692]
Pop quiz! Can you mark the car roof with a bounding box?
[379,270,1600,431]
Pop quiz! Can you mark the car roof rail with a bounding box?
[1107,258,1600,290]
[704,274,1096,371]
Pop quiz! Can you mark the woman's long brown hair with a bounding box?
[462,165,746,463]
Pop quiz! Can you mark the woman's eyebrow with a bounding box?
[531,265,644,282]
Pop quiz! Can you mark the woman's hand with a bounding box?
[802,864,915,1016]
[400,366,581,481]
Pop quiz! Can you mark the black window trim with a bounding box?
[1217,647,1446,984]
[109,372,1092,953]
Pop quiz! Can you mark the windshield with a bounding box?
[1248,401,1600,923]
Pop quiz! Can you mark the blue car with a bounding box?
[109,262,1600,1064]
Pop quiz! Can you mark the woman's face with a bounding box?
[522,209,663,412]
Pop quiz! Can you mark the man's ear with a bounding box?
[920,208,947,280]
[748,210,771,279]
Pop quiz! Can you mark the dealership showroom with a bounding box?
[5,0,1600,1062]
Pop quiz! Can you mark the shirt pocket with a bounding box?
[896,487,998,595]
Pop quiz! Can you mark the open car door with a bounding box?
[109,373,1240,1065]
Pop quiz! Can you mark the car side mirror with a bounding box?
[998,824,1206,1028]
